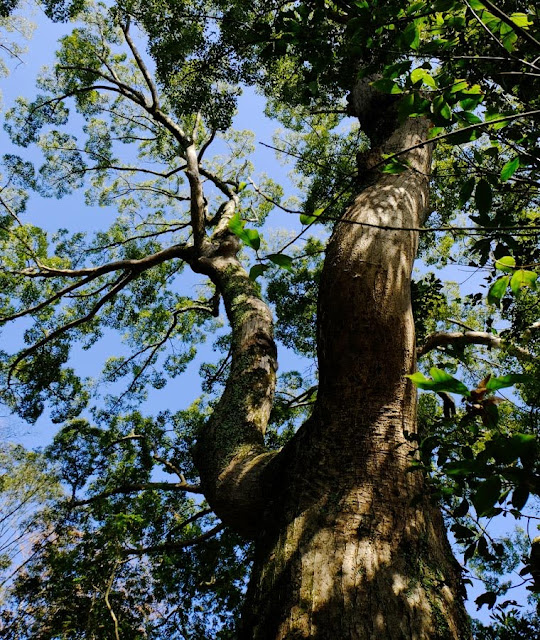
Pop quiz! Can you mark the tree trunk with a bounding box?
[238,117,471,639]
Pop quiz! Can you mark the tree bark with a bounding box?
[238,116,471,638]
[193,239,279,537]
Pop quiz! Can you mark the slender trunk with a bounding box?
[240,118,471,639]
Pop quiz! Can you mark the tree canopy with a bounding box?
[0,1,539,638]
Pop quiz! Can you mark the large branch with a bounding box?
[11,243,195,279]
[191,249,278,537]
[70,481,203,507]
[418,328,537,361]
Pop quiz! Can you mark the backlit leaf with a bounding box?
[487,276,509,306]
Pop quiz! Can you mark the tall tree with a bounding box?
[0,1,539,638]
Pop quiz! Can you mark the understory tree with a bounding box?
[0,1,539,638]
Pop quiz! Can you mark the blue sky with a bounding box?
[0,3,535,627]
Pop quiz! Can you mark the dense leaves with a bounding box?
[0,0,539,637]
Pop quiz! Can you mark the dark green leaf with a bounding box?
[453,498,469,518]
[402,21,420,50]
[475,179,492,214]
[267,253,293,272]
[452,523,476,539]
[485,374,532,391]
[458,177,475,207]
[472,476,501,517]
[464,541,477,563]
[371,78,403,94]
[511,485,529,511]
[249,264,270,281]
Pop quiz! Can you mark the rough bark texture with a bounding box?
[237,116,471,639]
[193,238,279,536]
[192,93,471,636]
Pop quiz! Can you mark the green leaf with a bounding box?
[381,159,409,174]
[502,29,517,52]
[228,214,261,250]
[494,256,515,273]
[267,253,293,271]
[458,111,482,125]
[510,12,531,28]
[300,207,324,225]
[453,498,469,518]
[449,80,468,94]
[429,367,470,395]
[242,228,261,251]
[402,21,420,50]
[432,95,452,121]
[249,264,270,281]
[511,485,529,511]
[500,156,519,181]
[485,374,532,391]
[228,212,245,236]
[237,181,248,192]
[510,269,537,294]
[487,276,509,306]
[371,78,403,94]
[410,68,437,89]
[459,97,482,111]
[428,126,445,139]
[472,476,501,517]
[475,178,492,214]
[458,177,475,207]
[406,368,469,396]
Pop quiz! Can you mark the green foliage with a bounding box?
[0,0,539,635]
[266,237,323,359]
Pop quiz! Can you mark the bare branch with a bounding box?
[165,508,213,540]
[11,243,194,279]
[351,110,540,175]
[121,18,160,107]
[185,144,208,250]
[0,272,119,323]
[104,563,121,640]
[115,303,214,399]
[198,129,217,161]
[57,65,147,105]
[7,271,136,385]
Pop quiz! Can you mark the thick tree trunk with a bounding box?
[239,117,471,639]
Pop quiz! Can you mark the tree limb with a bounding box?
[417,330,535,361]
[121,18,160,108]
[122,524,224,556]
[70,481,203,507]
